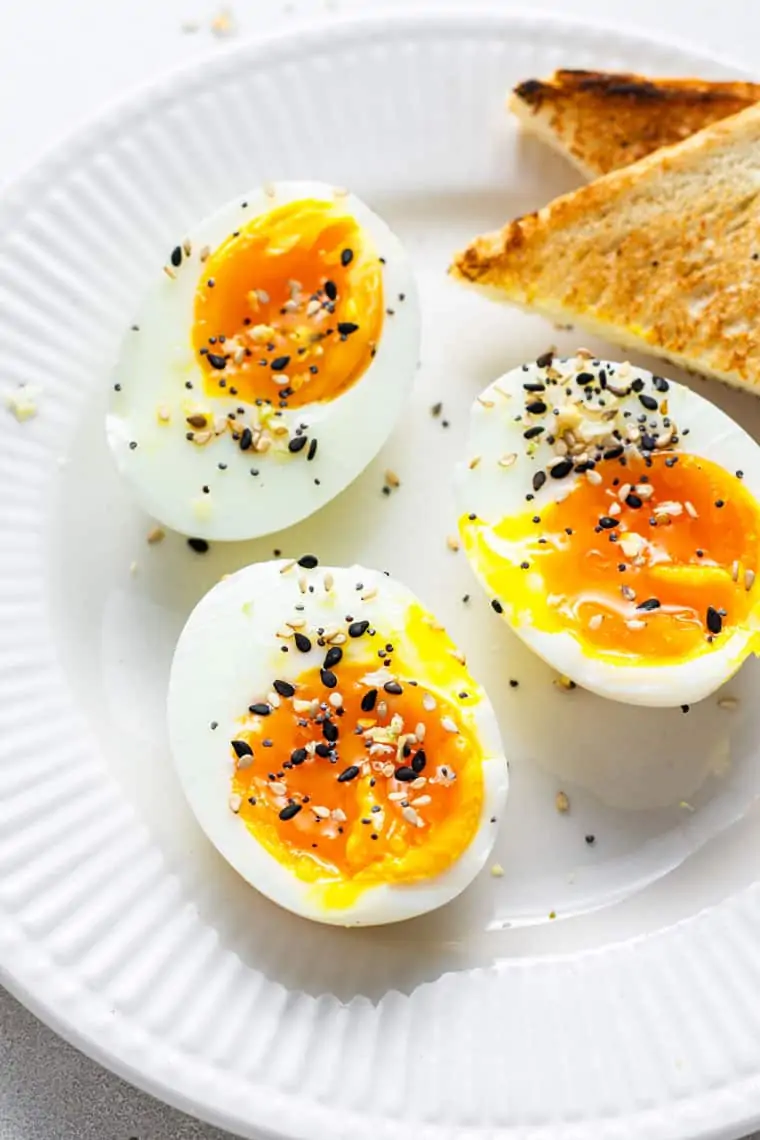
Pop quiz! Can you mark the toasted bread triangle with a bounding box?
[451,102,760,392]
[511,70,760,176]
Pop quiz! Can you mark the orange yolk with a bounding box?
[191,199,383,410]
[462,452,760,664]
[230,658,484,902]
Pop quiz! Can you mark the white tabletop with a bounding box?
[1,1,758,1138]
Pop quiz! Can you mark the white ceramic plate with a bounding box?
[3,10,760,1140]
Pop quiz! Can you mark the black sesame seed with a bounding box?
[384,680,403,695]
[707,606,723,634]
[271,355,290,372]
[625,493,643,509]
[298,554,318,569]
[737,470,745,480]
[249,702,271,715]
[631,378,645,393]
[523,382,546,393]
[491,599,504,614]
[598,516,618,530]
[341,248,354,266]
[129,441,138,450]
[411,750,426,773]
[273,679,295,698]
[323,720,339,743]
[523,426,544,440]
[314,743,331,758]
[170,246,182,267]
[536,351,553,368]
[337,764,360,782]
[207,353,226,370]
[393,766,418,784]
[324,647,343,670]
[349,620,370,638]
[307,438,318,461]
[279,803,302,821]
[639,393,658,412]
[337,321,359,336]
[320,669,338,689]
[585,834,596,846]
[294,632,312,653]
[637,598,661,611]
[681,705,690,714]
[550,459,573,479]
[604,445,624,460]
[652,376,669,392]
[526,400,547,414]
[187,537,209,553]
[231,739,252,759]
[576,371,595,386]
[533,470,547,493]
[239,427,253,451]
[361,688,378,711]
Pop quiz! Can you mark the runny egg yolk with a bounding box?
[230,658,484,907]
[192,199,383,410]
[462,452,760,664]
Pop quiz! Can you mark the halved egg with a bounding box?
[456,354,760,706]
[168,559,507,925]
[108,182,419,540]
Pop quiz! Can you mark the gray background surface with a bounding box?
[1,0,759,1137]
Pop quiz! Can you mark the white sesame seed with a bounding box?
[440,716,459,734]
[410,777,427,790]
[298,575,308,594]
[229,793,242,813]
[329,692,343,708]
[361,586,378,602]
[312,805,330,819]
[323,572,334,592]
[377,700,388,719]
[718,697,740,710]
[608,502,621,517]
[588,614,603,631]
[411,794,431,806]
[401,805,420,826]
[331,808,347,822]
[163,265,176,280]
[554,674,576,692]
[269,782,287,796]
[477,396,495,408]
[236,753,254,771]
[436,764,456,783]
[636,483,654,500]
[280,559,297,575]
[382,762,395,778]
[498,453,517,468]
[199,245,211,262]
[388,791,407,801]
[415,722,426,741]
[684,500,698,519]
[746,569,756,591]
[449,648,466,665]
[547,593,565,607]
[182,237,192,257]
[422,693,436,712]
[157,405,171,423]
[267,691,281,709]
[129,561,139,576]
[586,469,603,486]
[626,619,647,631]
[731,561,740,582]
[621,585,636,601]
[263,182,276,198]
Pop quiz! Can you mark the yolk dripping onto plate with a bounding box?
[462,452,760,664]
[192,199,384,410]
[230,658,484,907]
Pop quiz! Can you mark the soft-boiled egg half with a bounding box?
[108,182,419,540]
[168,559,507,925]
[456,354,760,707]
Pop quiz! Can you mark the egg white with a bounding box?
[456,356,760,707]
[167,560,508,926]
[107,181,420,541]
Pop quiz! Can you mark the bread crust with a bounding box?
[510,69,760,175]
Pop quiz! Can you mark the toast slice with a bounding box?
[451,102,760,393]
[511,69,760,176]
